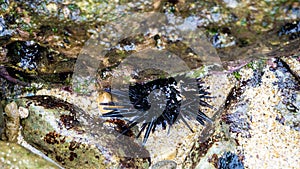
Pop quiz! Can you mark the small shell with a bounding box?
[97,92,123,114]
[97,91,113,114]
[2,102,20,142]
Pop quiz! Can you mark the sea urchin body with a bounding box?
[101,75,213,145]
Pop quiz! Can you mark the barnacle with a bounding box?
[101,75,213,145]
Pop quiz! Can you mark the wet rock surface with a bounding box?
[16,95,150,168]
[177,57,300,169]
[271,58,300,131]
[0,0,300,169]
[0,16,12,43]
[0,141,59,169]
[217,152,244,169]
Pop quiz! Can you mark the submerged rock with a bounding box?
[14,95,150,168]
[0,17,12,42]
[278,21,300,40]
[217,151,244,169]
[3,40,76,84]
[7,41,43,71]
[0,141,59,169]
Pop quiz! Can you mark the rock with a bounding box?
[0,17,12,42]
[234,61,300,169]
[220,58,300,169]
[0,140,59,169]
[217,152,244,169]
[281,56,300,80]
[17,95,150,168]
[6,41,43,71]
[4,40,76,84]
[0,0,9,12]
[182,58,300,169]
[211,31,236,49]
[278,21,300,40]
[150,160,177,169]
[175,72,236,168]
[271,58,300,131]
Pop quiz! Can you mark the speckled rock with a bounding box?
[0,141,58,169]
[234,60,300,169]
[182,57,300,169]
[281,56,300,81]
[16,95,150,169]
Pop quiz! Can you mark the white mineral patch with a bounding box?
[18,107,29,119]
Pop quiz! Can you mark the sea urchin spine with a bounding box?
[101,76,213,145]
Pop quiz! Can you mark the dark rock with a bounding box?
[6,41,44,71]
[0,17,12,44]
[218,152,244,169]
[278,21,300,40]
[17,95,150,168]
[271,59,300,131]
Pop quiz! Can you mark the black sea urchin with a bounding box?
[101,75,213,145]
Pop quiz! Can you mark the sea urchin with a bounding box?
[101,75,213,145]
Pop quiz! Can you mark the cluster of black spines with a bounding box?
[102,75,213,145]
